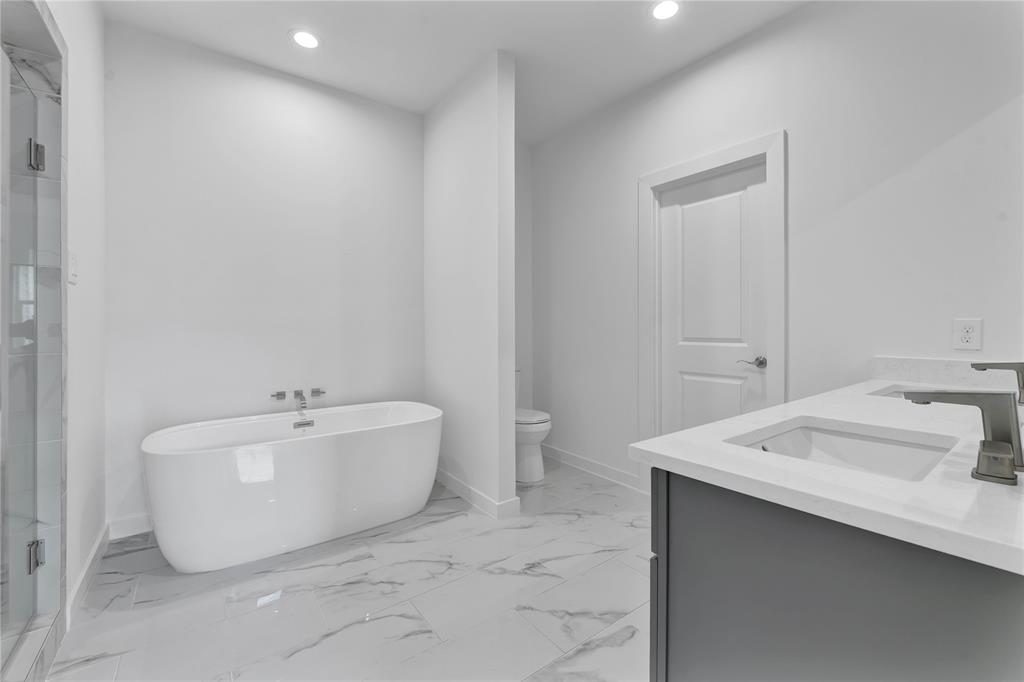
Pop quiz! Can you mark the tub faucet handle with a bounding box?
[311,388,326,398]
[270,391,286,400]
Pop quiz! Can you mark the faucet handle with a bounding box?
[270,391,286,400]
[972,440,1018,486]
[972,362,1024,395]
[311,388,326,398]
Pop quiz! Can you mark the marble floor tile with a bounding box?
[111,618,237,681]
[232,601,440,680]
[76,572,137,624]
[47,654,121,682]
[559,487,651,516]
[427,513,583,569]
[105,533,158,558]
[412,561,565,640]
[97,546,169,577]
[548,489,652,548]
[381,609,562,681]
[515,559,650,651]
[517,482,583,515]
[426,481,469,510]
[110,592,326,680]
[615,541,653,577]
[223,590,329,668]
[55,590,229,671]
[361,509,494,566]
[542,459,616,487]
[526,603,650,682]
[52,460,651,682]
[478,536,628,583]
[314,552,470,629]
[223,544,379,617]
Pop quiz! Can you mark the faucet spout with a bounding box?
[903,390,1022,471]
[294,389,308,412]
[971,362,1024,405]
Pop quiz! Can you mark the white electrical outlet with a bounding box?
[952,318,983,351]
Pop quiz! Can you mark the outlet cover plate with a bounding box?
[953,318,983,351]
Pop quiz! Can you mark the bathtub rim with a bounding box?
[141,400,443,457]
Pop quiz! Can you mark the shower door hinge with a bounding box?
[26,138,45,172]
[26,538,46,575]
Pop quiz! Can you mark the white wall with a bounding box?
[424,52,518,515]
[104,23,425,534]
[515,141,533,408]
[46,0,107,612]
[531,1,1024,489]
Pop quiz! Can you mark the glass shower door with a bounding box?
[1,48,39,664]
[1,43,63,668]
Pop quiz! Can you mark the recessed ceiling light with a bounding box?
[652,1,679,20]
[291,30,319,49]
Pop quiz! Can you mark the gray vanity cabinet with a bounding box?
[650,468,1024,682]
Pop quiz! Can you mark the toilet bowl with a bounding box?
[515,408,551,484]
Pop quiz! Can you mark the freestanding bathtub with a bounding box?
[142,401,443,573]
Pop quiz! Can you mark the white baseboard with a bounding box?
[67,526,108,628]
[542,443,650,494]
[108,513,152,540]
[435,468,521,519]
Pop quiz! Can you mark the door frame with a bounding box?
[637,131,788,439]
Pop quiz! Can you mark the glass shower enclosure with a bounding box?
[0,13,65,676]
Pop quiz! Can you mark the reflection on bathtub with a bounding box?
[235,447,275,484]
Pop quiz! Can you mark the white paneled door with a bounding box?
[639,133,786,437]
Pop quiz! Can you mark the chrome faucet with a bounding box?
[294,389,308,411]
[972,362,1024,405]
[903,390,1021,484]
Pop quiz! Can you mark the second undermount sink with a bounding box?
[868,384,943,399]
[726,416,958,481]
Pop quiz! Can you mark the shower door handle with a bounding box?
[26,538,45,575]
[26,138,46,172]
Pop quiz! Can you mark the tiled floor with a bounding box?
[48,460,652,681]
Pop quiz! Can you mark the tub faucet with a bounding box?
[294,389,308,411]
[903,390,1021,484]
[971,362,1024,405]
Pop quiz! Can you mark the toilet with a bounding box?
[515,408,551,484]
[514,369,550,483]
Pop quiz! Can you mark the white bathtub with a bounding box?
[142,401,443,573]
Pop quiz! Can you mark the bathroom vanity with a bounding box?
[631,380,1024,682]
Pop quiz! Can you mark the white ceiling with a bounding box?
[101,1,802,143]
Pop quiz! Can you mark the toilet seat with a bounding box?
[516,408,550,425]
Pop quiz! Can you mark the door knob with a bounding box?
[737,356,767,369]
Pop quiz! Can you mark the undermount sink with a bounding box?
[726,416,957,481]
[868,384,943,399]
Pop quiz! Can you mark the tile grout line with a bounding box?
[407,599,445,654]
[614,552,652,579]
[511,603,573,659]
[518,600,651,681]
[514,547,650,657]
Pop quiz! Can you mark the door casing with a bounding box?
[637,131,787,439]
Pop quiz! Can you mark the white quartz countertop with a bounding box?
[629,379,1024,576]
